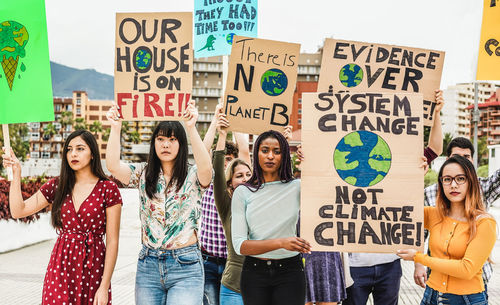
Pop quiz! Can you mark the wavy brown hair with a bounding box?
[436,155,489,243]
[225,158,251,196]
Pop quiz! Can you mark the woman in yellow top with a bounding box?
[397,155,496,305]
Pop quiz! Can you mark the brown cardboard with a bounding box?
[115,12,193,121]
[318,39,444,126]
[300,91,424,253]
[223,36,300,134]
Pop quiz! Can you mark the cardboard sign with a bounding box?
[115,13,193,121]
[318,39,444,127]
[300,91,424,253]
[477,0,500,80]
[194,0,258,58]
[0,0,54,124]
[223,36,300,134]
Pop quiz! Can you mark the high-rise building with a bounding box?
[467,88,500,145]
[442,82,500,137]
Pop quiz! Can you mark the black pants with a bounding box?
[240,255,305,305]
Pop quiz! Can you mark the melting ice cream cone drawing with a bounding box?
[0,21,29,90]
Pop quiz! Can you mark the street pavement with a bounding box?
[0,189,499,305]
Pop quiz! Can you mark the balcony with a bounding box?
[297,66,320,75]
[193,63,222,72]
[192,88,222,97]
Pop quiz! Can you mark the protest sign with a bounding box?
[477,0,500,80]
[223,36,300,134]
[318,39,444,126]
[194,0,257,58]
[115,13,192,121]
[0,0,54,124]
[300,91,424,253]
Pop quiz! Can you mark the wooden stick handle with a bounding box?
[2,124,13,181]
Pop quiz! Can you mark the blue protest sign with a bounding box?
[194,0,257,58]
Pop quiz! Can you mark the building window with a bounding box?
[492,148,496,158]
[76,108,81,115]
[76,99,81,105]
[67,105,72,111]
[298,109,302,114]
[55,104,61,112]
[298,98,302,105]
[298,119,302,125]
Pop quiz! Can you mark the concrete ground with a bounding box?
[0,189,499,305]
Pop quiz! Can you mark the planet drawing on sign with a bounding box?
[135,48,152,71]
[260,68,288,96]
[226,33,235,45]
[0,20,29,90]
[333,130,392,187]
[339,63,363,88]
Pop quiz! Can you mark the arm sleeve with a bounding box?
[423,206,432,230]
[424,183,438,207]
[415,218,497,280]
[39,178,59,204]
[213,150,231,219]
[104,181,123,208]
[424,147,438,164]
[127,162,146,188]
[231,186,249,256]
[481,168,500,207]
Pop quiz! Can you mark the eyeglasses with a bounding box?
[440,174,467,185]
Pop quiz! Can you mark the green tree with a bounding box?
[0,124,30,171]
[478,136,488,166]
[89,121,103,137]
[128,130,141,144]
[442,132,453,156]
[43,123,57,140]
[477,164,489,178]
[102,128,111,142]
[74,118,86,131]
[59,111,73,126]
[424,169,438,187]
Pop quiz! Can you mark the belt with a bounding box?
[60,231,104,269]
[202,249,227,265]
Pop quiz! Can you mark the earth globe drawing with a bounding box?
[260,68,288,96]
[226,33,235,45]
[333,130,392,187]
[339,63,363,88]
[135,49,152,71]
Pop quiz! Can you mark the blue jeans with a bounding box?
[135,244,204,305]
[420,286,487,305]
[220,284,243,305]
[203,255,226,305]
[343,260,402,305]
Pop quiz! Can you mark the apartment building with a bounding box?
[467,88,500,145]
[442,82,500,137]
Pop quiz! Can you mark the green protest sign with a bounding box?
[0,0,54,124]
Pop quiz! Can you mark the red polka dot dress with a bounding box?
[39,178,123,305]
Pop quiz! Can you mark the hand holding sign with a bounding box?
[184,100,198,128]
[106,104,122,128]
[1,147,21,178]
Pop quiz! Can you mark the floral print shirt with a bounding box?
[128,163,206,249]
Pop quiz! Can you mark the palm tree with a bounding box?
[43,123,57,140]
[58,111,73,132]
[89,121,103,137]
[442,132,453,156]
[102,128,111,142]
[74,118,86,131]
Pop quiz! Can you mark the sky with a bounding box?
[45,0,484,89]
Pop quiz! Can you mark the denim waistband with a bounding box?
[141,243,200,257]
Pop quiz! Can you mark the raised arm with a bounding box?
[105,105,132,185]
[213,114,231,217]
[427,90,444,156]
[234,132,251,165]
[184,100,212,187]
[203,103,223,152]
[2,147,49,219]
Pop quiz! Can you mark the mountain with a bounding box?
[50,61,114,100]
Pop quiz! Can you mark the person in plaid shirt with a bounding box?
[416,137,499,299]
[201,105,250,305]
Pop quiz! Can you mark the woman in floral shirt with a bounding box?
[105,101,212,305]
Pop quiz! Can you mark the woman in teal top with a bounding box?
[231,130,311,305]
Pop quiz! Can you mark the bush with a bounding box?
[477,165,489,178]
[424,169,438,188]
[0,176,52,223]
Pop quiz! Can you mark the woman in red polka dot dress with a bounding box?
[2,130,123,305]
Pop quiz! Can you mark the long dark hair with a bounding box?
[145,121,188,199]
[51,130,108,229]
[245,130,293,192]
[437,155,487,242]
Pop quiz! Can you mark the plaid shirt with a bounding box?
[424,168,500,283]
[200,184,228,258]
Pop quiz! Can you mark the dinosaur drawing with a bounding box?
[198,35,216,52]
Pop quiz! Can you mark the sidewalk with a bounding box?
[0,189,499,304]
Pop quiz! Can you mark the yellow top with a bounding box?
[414,207,497,294]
